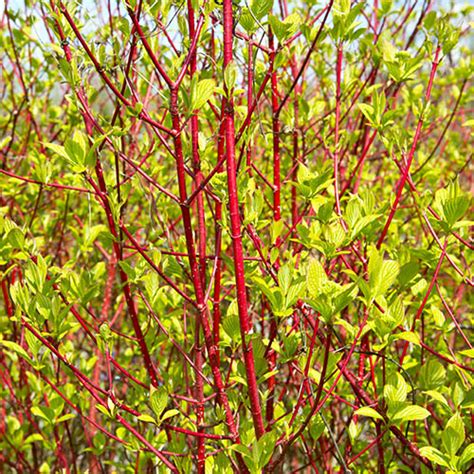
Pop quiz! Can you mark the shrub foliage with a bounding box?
[0,0,473,472]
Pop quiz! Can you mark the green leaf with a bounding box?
[337,0,351,15]
[355,406,384,420]
[420,360,446,389]
[84,224,107,245]
[118,261,136,281]
[348,420,360,441]
[126,102,143,117]
[150,387,168,419]
[434,180,471,228]
[250,0,273,20]
[394,331,420,346]
[255,430,277,468]
[271,220,284,243]
[96,404,111,418]
[138,414,157,424]
[258,369,279,383]
[459,444,474,468]
[443,195,470,227]
[383,377,408,408]
[333,283,358,314]
[392,405,430,422]
[269,13,301,43]
[423,11,437,30]
[277,265,292,295]
[286,280,305,308]
[240,8,257,34]
[367,247,399,299]
[442,413,465,456]
[161,409,179,421]
[252,277,278,308]
[224,62,237,91]
[268,15,286,43]
[44,142,69,162]
[31,406,55,424]
[223,311,241,340]
[398,261,419,286]
[378,260,399,295]
[7,228,25,250]
[358,103,375,125]
[1,340,33,364]
[443,181,470,226]
[57,413,76,423]
[459,349,474,358]
[67,131,88,166]
[423,390,450,408]
[307,259,327,297]
[309,415,325,440]
[368,246,383,289]
[191,78,216,111]
[24,434,44,444]
[419,446,449,467]
[229,443,252,459]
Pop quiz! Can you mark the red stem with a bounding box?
[222,0,265,439]
[377,46,441,248]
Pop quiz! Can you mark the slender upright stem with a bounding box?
[266,26,280,425]
[377,46,441,248]
[222,0,265,439]
[169,88,243,447]
[334,43,343,216]
[186,0,206,469]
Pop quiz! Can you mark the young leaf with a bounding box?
[459,444,474,468]
[394,331,420,346]
[392,405,430,422]
[224,62,237,91]
[269,13,301,43]
[251,0,273,20]
[442,413,465,456]
[240,8,257,34]
[307,259,327,297]
[419,446,449,467]
[161,409,179,421]
[1,341,34,365]
[138,414,157,424]
[150,387,168,419]
[96,404,111,418]
[355,406,384,420]
[358,103,375,126]
[7,228,25,250]
[277,265,292,295]
[191,79,216,110]
[31,406,55,424]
